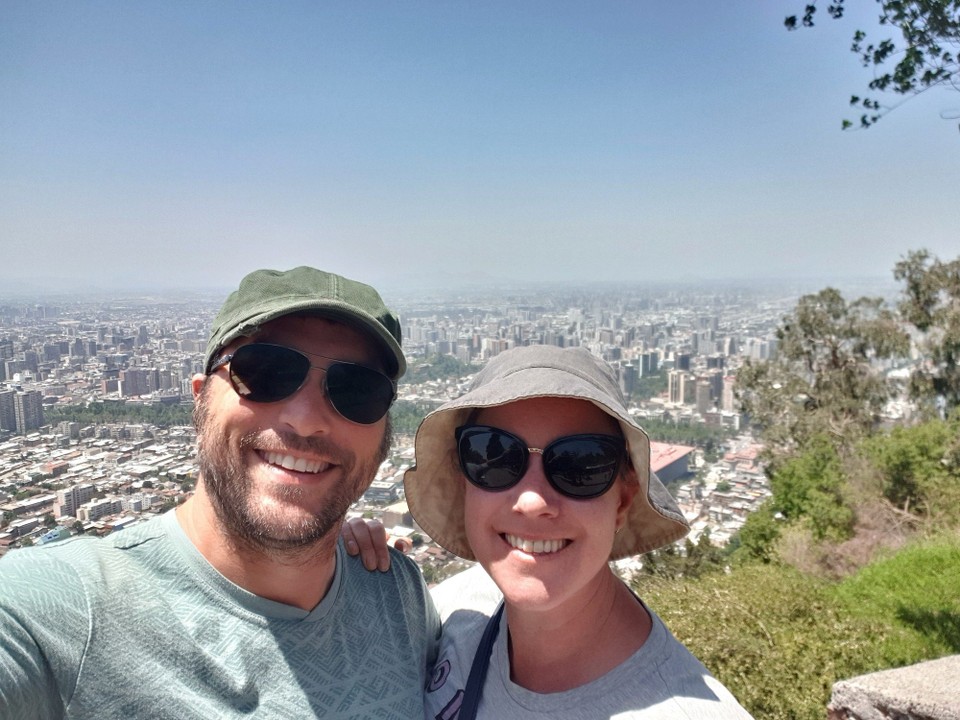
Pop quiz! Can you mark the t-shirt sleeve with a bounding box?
[0,548,91,720]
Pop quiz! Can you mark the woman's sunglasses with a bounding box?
[210,343,396,425]
[455,425,627,499]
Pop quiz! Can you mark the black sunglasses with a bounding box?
[455,425,627,499]
[210,343,396,425]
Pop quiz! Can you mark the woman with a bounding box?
[347,345,752,718]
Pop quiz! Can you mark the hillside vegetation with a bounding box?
[636,250,960,718]
[636,537,960,719]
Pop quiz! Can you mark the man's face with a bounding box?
[193,314,391,554]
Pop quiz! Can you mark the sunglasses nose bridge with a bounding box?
[277,363,341,428]
[512,449,565,509]
[304,364,342,417]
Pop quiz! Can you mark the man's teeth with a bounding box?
[263,451,327,474]
[504,534,568,554]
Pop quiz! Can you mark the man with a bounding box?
[0,267,440,719]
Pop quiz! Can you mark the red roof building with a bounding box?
[650,441,696,484]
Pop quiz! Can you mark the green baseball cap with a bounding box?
[204,266,405,379]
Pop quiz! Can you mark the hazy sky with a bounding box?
[2,1,958,294]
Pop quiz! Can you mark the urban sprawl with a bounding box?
[1,282,883,575]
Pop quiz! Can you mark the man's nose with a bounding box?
[276,368,339,436]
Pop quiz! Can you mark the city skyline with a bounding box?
[3,2,959,292]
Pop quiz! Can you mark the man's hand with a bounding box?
[341,517,393,572]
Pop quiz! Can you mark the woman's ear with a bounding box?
[615,465,640,529]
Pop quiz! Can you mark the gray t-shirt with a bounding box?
[0,511,440,719]
[427,565,753,719]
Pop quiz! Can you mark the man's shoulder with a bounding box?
[1,514,171,580]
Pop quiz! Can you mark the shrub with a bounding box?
[636,539,960,720]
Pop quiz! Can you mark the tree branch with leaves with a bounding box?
[786,0,960,129]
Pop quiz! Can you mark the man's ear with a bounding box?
[191,373,206,400]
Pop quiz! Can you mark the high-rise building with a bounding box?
[722,375,738,413]
[55,483,97,518]
[639,351,659,377]
[695,380,713,415]
[668,369,689,405]
[14,390,44,434]
[0,389,16,431]
[119,368,159,397]
[619,363,637,397]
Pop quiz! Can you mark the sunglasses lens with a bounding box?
[224,344,394,424]
[543,436,623,498]
[457,426,623,499]
[324,363,395,425]
[229,344,310,402]
[457,427,527,490]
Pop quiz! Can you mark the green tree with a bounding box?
[631,371,668,402]
[771,434,855,542]
[895,249,960,414]
[389,399,438,436]
[734,503,782,563]
[737,287,909,462]
[786,0,960,129]
[642,532,725,580]
[71,520,85,535]
[863,414,960,522]
[402,354,472,385]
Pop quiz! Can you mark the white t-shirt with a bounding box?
[428,565,753,720]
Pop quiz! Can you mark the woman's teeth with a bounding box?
[504,534,568,554]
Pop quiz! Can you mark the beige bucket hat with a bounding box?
[404,345,690,561]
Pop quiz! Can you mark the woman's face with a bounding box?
[463,396,638,614]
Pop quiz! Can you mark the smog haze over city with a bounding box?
[2,1,959,298]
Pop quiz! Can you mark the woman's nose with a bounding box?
[512,452,561,516]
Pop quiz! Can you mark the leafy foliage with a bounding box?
[732,253,960,566]
[44,401,193,428]
[630,370,669,401]
[737,287,908,461]
[832,540,960,658]
[863,413,960,522]
[401,354,472,385]
[639,417,734,449]
[786,0,960,129]
[771,433,854,541]
[733,503,782,563]
[640,531,726,580]
[389,399,439,436]
[639,539,960,719]
[895,249,960,413]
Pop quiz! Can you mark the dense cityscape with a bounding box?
[0,280,894,573]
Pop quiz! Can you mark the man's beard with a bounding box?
[193,384,392,556]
